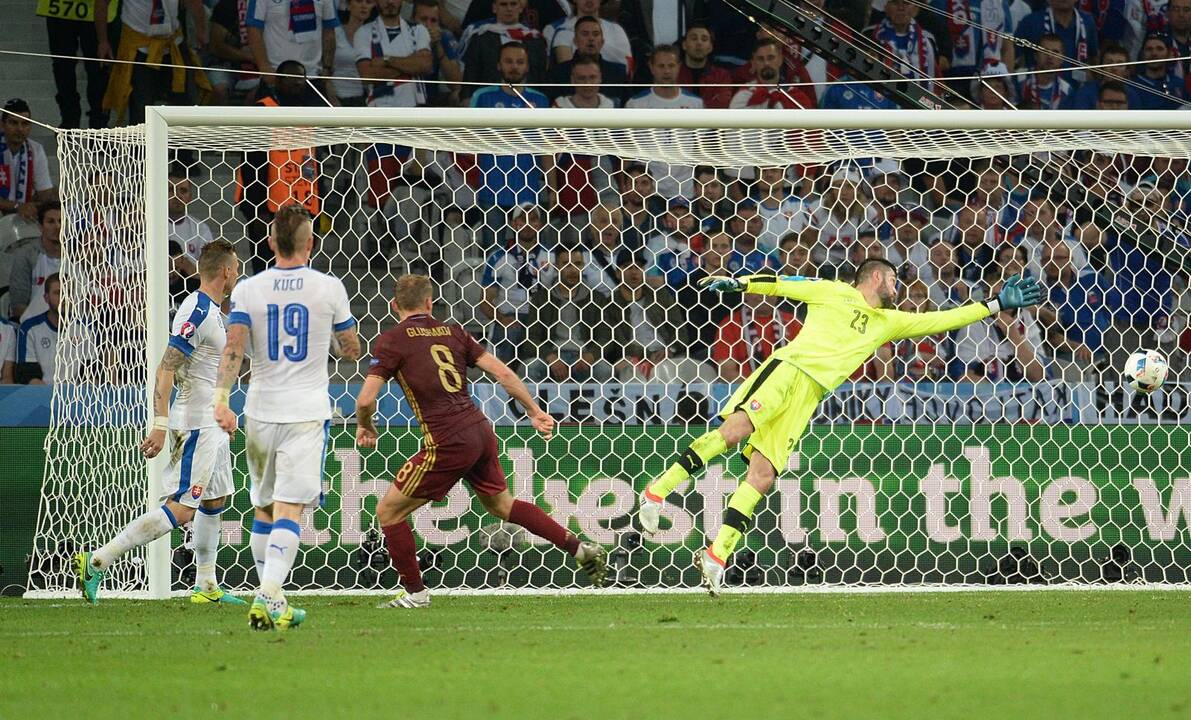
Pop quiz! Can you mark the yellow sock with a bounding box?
[646,430,730,500]
[709,483,764,564]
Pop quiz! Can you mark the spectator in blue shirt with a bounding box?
[412,0,462,106]
[1067,42,1130,109]
[726,200,773,272]
[470,41,554,249]
[1038,239,1112,377]
[1105,186,1176,327]
[481,203,557,363]
[819,74,899,110]
[1128,34,1189,110]
[1016,0,1099,82]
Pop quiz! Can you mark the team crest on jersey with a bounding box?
[750,399,762,412]
[190,484,203,499]
[179,321,197,339]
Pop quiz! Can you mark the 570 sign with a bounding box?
[37,0,117,21]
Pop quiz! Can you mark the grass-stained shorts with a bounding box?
[719,357,823,470]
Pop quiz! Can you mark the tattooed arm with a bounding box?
[214,324,249,436]
[139,345,188,458]
[334,325,361,361]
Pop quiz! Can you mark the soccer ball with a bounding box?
[1123,349,1169,394]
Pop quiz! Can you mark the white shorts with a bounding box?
[160,427,234,509]
[246,418,330,507]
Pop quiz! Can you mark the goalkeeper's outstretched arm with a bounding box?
[885,275,1044,342]
[139,345,188,458]
[700,273,846,304]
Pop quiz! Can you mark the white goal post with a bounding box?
[26,107,1191,598]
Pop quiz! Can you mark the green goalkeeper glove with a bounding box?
[989,274,1043,313]
[698,275,745,293]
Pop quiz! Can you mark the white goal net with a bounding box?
[25,108,1191,597]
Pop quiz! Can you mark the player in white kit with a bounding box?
[214,204,360,631]
[75,241,246,605]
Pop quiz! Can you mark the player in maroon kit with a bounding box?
[355,274,608,607]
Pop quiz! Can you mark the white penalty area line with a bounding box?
[19,583,1191,601]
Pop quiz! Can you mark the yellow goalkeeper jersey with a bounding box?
[742,275,991,394]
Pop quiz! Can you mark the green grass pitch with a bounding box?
[2,591,1189,719]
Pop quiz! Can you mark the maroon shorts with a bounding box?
[394,422,507,501]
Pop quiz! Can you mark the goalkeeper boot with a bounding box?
[379,589,430,609]
[574,542,608,588]
[637,487,664,537]
[190,585,248,606]
[73,551,104,605]
[698,547,725,598]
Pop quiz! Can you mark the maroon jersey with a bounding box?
[368,313,489,440]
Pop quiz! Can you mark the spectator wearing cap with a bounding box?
[544,0,633,72]
[8,201,62,322]
[41,0,110,128]
[459,0,549,99]
[1,100,57,221]
[920,237,971,309]
[526,245,614,381]
[470,43,554,248]
[605,254,684,368]
[95,0,211,125]
[711,290,800,383]
[547,17,631,104]
[865,0,939,91]
[726,200,773,272]
[729,38,815,109]
[1018,34,1075,109]
[677,23,734,108]
[1037,237,1111,379]
[1016,0,1099,83]
[1129,34,1189,109]
[938,0,1015,98]
[951,270,1049,383]
[646,197,706,289]
[812,167,878,267]
[691,165,733,233]
[754,166,816,255]
[1067,42,1130,109]
[481,203,557,363]
[874,279,951,382]
[582,204,632,295]
[976,67,1015,109]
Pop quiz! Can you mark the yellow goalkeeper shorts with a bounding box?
[719,357,823,470]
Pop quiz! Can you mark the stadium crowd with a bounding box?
[2,0,1190,387]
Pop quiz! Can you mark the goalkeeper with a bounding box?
[635,258,1042,595]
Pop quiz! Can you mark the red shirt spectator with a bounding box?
[712,293,801,382]
[676,23,735,108]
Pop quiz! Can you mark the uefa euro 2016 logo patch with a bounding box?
[179,321,196,339]
[191,485,203,499]
[750,399,762,411]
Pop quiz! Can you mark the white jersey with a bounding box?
[229,265,355,423]
[0,321,16,367]
[168,290,226,431]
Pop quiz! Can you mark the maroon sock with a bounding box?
[508,500,581,556]
[381,521,425,593]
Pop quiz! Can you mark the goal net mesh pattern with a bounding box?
[27,116,1191,595]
